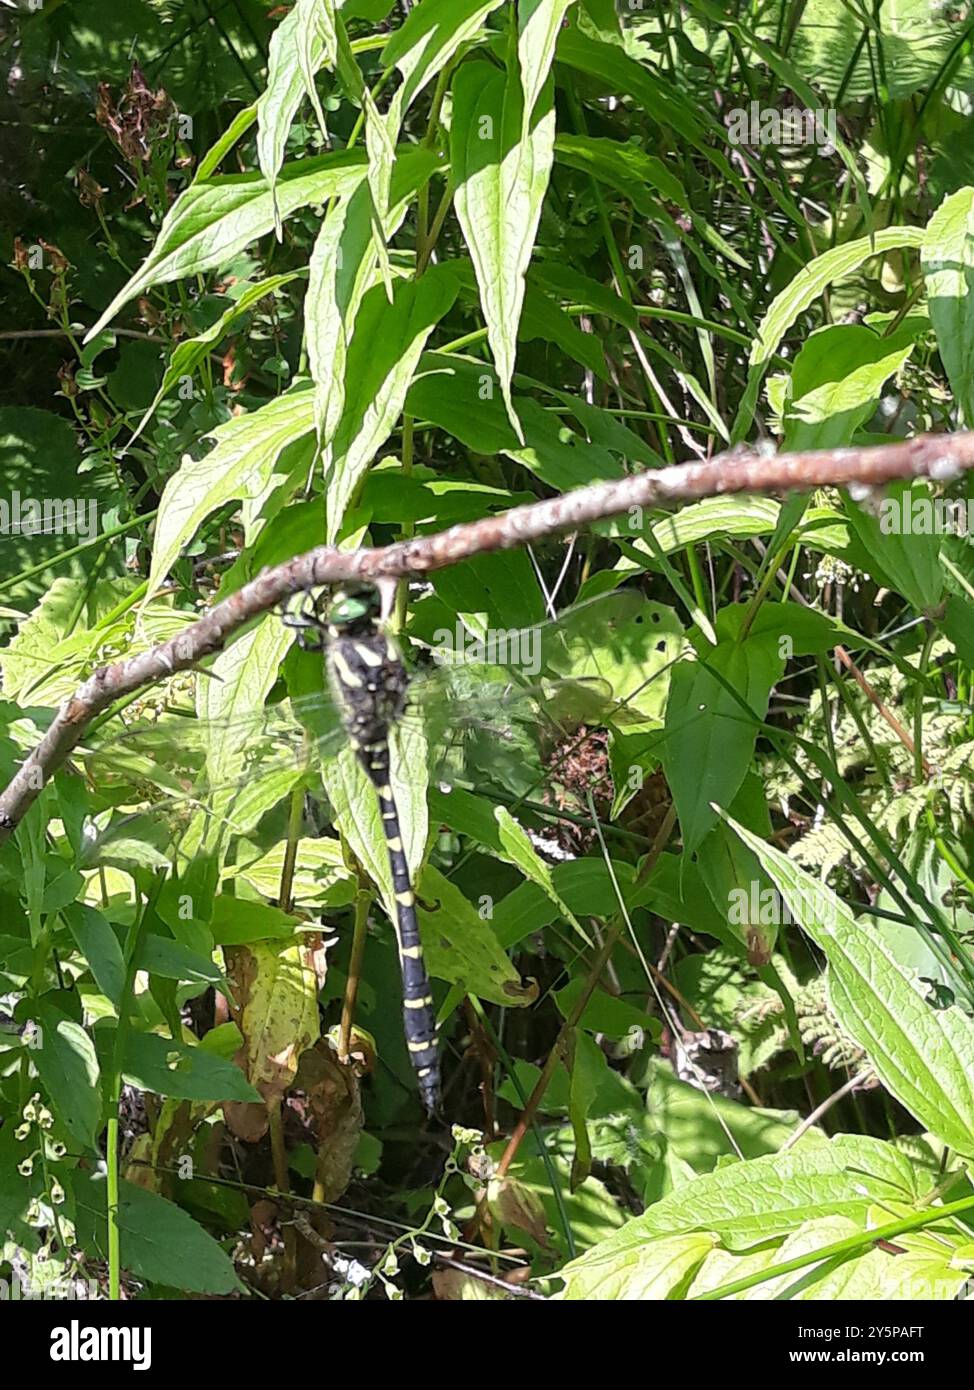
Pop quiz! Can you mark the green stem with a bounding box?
[106,877,160,1300]
[694,1192,974,1301]
[913,621,936,784]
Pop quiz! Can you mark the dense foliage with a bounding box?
[2,0,974,1303]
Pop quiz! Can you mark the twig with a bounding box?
[0,429,970,837]
[0,328,159,342]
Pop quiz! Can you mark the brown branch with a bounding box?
[0,429,970,839]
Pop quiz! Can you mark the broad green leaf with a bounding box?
[740,602,839,656]
[554,979,656,1043]
[723,816,974,1159]
[64,903,125,1008]
[520,284,610,383]
[33,1005,101,1150]
[636,497,781,557]
[210,896,301,946]
[418,866,537,1008]
[922,186,974,427]
[842,481,945,611]
[641,1057,799,1170]
[662,629,783,857]
[452,60,556,436]
[541,591,682,724]
[409,355,629,485]
[780,324,915,452]
[568,1135,917,1256]
[428,781,584,939]
[146,384,315,598]
[138,934,225,989]
[692,1211,972,1301]
[323,263,458,540]
[732,226,926,441]
[122,1032,261,1103]
[85,152,369,342]
[560,1229,718,1300]
[491,859,639,950]
[90,1178,242,1294]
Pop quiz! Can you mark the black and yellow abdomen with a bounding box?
[324,617,441,1115]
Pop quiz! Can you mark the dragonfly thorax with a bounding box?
[325,629,409,747]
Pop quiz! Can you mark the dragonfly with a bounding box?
[284,582,442,1113]
[77,585,685,1112]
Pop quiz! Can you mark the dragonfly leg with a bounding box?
[279,590,328,651]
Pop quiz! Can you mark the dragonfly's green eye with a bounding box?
[328,585,380,629]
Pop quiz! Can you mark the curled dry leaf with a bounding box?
[293,1039,364,1204]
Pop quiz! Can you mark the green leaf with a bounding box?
[541,591,682,724]
[381,0,507,108]
[418,866,537,1008]
[780,324,915,452]
[194,104,258,182]
[560,1229,717,1300]
[641,497,781,556]
[122,1031,261,1102]
[732,226,926,441]
[519,0,576,129]
[210,896,301,946]
[147,384,315,599]
[33,1005,101,1150]
[452,60,556,437]
[257,0,330,217]
[662,630,783,857]
[842,481,945,611]
[85,151,369,342]
[642,1056,798,1169]
[307,149,439,453]
[323,263,458,540]
[566,1134,917,1257]
[99,1179,242,1293]
[491,859,638,950]
[138,934,224,989]
[64,903,125,1008]
[922,186,974,428]
[554,132,687,216]
[494,804,587,942]
[722,815,974,1159]
[368,0,508,227]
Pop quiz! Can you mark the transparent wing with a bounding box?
[76,588,683,861]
